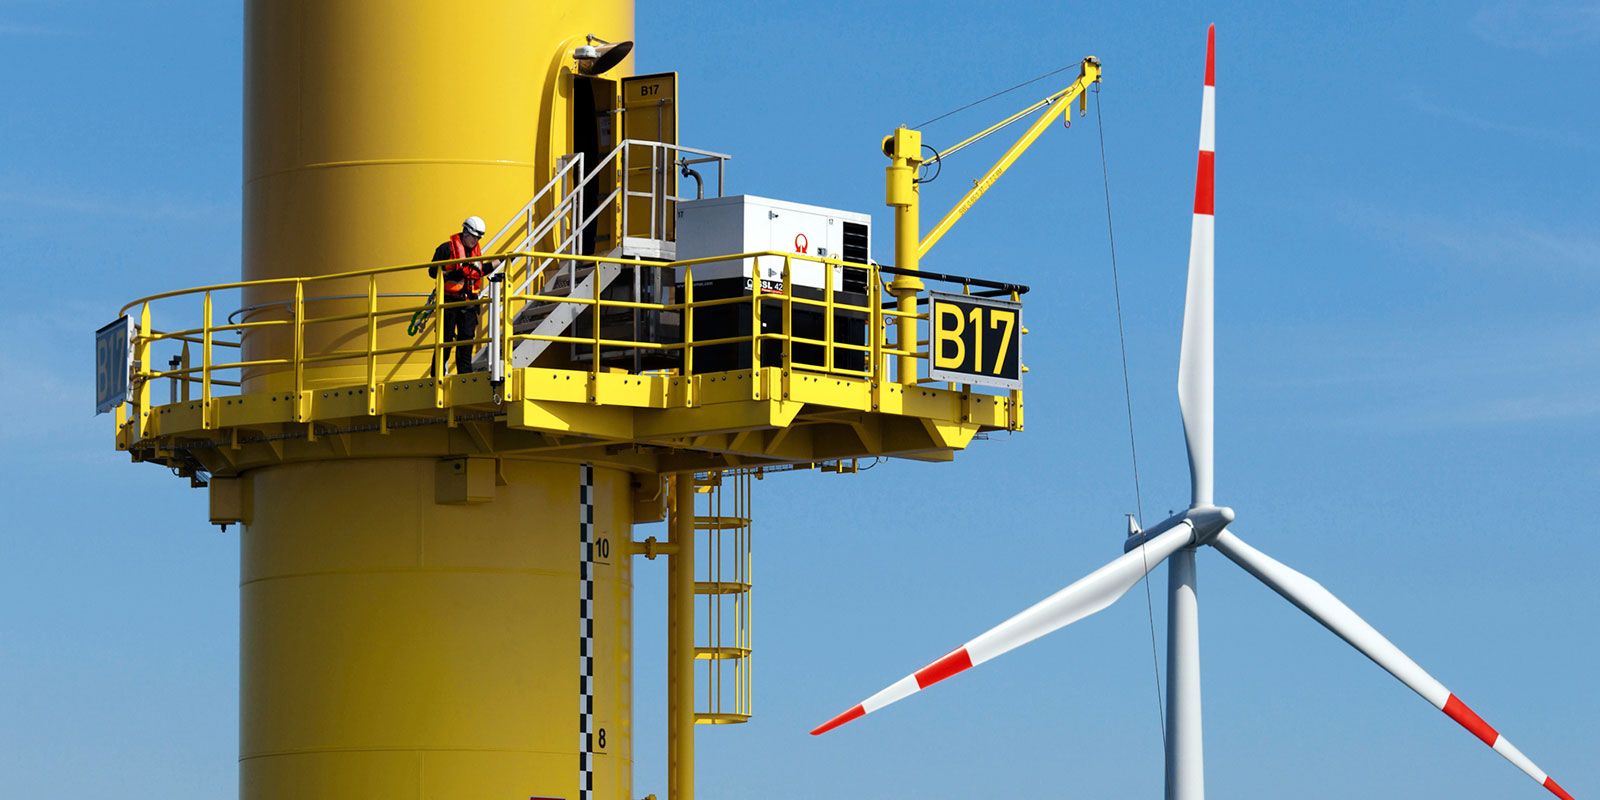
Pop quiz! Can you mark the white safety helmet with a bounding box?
[462,215,487,237]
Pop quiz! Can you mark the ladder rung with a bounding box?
[694,712,751,725]
[694,646,752,661]
[693,515,749,530]
[694,580,751,596]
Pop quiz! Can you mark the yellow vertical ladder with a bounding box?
[693,469,753,724]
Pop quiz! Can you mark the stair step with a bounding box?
[474,260,624,371]
[511,307,556,329]
[621,236,676,261]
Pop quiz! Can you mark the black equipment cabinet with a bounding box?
[682,278,869,374]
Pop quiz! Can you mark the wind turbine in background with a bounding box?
[811,25,1577,800]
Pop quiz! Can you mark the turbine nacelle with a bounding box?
[1123,504,1235,553]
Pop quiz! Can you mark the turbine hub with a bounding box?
[1185,504,1234,544]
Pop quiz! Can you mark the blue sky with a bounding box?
[3,1,1597,798]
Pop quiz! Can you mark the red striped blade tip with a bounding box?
[914,648,973,689]
[810,704,864,736]
[1205,24,1215,87]
[1441,694,1499,747]
[1193,150,1215,215]
[1544,777,1575,800]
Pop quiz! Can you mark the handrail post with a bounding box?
[684,264,695,382]
[136,302,152,439]
[292,282,305,421]
[1009,288,1024,429]
[432,269,445,408]
[782,256,793,374]
[180,341,192,402]
[621,144,630,247]
[749,256,761,391]
[657,143,667,241]
[823,257,835,374]
[572,153,583,281]
[590,259,601,391]
[869,264,884,395]
[366,273,378,414]
[202,290,214,428]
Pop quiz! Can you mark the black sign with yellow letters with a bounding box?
[927,291,1022,389]
[95,315,134,414]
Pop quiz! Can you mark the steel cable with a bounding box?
[1095,85,1168,749]
[914,62,1081,129]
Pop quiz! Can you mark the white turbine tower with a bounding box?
[811,25,1577,800]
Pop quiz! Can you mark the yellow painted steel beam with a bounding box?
[668,472,697,800]
[882,128,925,386]
[124,365,1019,474]
[932,90,1070,162]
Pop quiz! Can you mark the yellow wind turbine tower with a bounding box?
[96,1,1102,797]
[244,3,638,798]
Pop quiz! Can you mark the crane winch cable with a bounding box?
[916,144,943,184]
[1094,83,1168,749]
[914,62,1081,129]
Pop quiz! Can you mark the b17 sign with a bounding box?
[95,315,134,414]
[928,291,1022,389]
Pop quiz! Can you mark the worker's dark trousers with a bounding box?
[442,299,480,374]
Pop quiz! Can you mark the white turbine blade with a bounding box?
[1211,530,1575,800]
[1177,25,1216,507]
[812,524,1195,735]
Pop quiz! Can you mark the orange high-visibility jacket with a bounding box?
[442,233,485,297]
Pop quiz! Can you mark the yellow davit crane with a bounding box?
[92,1,1101,796]
[884,56,1102,382]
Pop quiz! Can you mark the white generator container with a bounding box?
[672,195,874,373]
[674,195,872,291]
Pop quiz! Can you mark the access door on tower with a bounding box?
[620,72,678,253]
[573,75,618,255]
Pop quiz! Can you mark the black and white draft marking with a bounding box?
[578,463,595,800]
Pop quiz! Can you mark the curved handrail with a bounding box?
[121,249,917,314]
[110,245,1022,447]
[226,292,435,325]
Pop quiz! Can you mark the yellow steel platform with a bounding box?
[114,248,1025,482]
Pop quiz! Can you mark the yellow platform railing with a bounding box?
[113,246,1025,438]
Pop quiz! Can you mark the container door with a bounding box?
[620,72,678,243]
